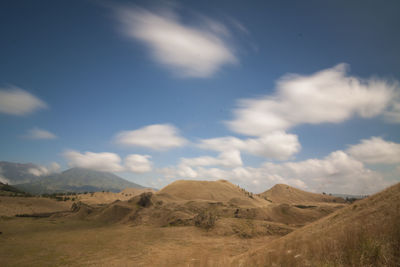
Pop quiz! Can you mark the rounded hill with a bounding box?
[157,179,267,206]
[258,184,345,204]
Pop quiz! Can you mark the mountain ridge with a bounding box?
[0,161,147,194]
[15,167,146,194]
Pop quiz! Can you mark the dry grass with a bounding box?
[0,216,275,266]
[0,196,72,217]
[240,215,400,267]
[75,188,155,205]
[258,184,345,204]
[2,182,398,266]
[157,180,268,207]
[236,182,400,267]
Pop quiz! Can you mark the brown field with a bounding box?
[1,180,399,266]
[0,217,278,266]
[75,188,156,206]
[0,196,72,217]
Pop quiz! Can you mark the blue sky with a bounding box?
[1,0,399,194]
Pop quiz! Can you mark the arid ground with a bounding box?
[1,180,399,266]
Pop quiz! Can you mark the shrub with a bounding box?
[138,192,153,207]
[194,210,217,230]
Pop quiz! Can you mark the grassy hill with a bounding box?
[237,182,400,266]
[158,180,257,201]
[157,179,275,209]
[67,179,345,239]
[15,168,145,194]
[258,183,345,204]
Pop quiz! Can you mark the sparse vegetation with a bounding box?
[237,183,400,267]
[137,192,153,207]
[1,180,399,266]
[243,215,400,266]
[194,210,217,230]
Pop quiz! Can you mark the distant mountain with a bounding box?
[0,161,146,194]
[0,161,43,184]
[15,167,146,194]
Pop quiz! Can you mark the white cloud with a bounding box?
[24,127,57,140]
[63,150,153,174]
[0,167,10,184]
[228,64,398,136]
[64,150,124,172]
[0,86,47,115]
[28,162,60,176]
[160,150,387,195]
[115,6,237,78]
[0,175,10,184]
[347,137,400,164]
[180,149,242,168]
[261,150,388,194]
[198,131,300,160]
[115,124,187,150]
[125,154,152,173]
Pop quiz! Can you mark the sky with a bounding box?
[1,0,400,194]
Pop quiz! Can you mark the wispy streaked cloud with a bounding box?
[24,127,57,140]
[227,64,399,136]
[114,124,187,150]
[0,86,47,115]
[384,101,400,123]
[115,6,237,78]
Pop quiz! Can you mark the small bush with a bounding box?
[194,210,217,230]
[138,192,153,207]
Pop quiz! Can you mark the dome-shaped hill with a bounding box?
[258,184,345,204]
[157,180,267,206]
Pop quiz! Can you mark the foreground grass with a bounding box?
[236,184,400,267]
[0,217,274,266]
[243,217,400,267]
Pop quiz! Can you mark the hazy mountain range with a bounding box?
[0,161,146,194]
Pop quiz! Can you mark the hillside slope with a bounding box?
[237,182,400,266]
[258,184,345,204]
[76,188,156,205]
[69,180,345,239]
